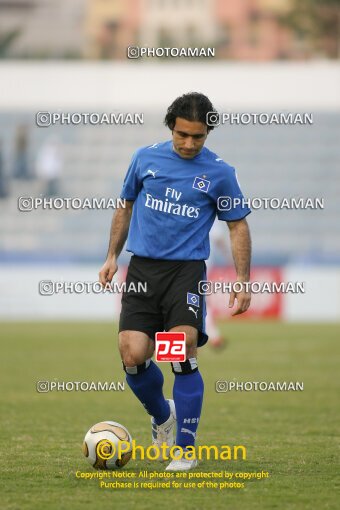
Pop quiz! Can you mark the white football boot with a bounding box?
[166,449,198,471]
[151,399,176,461]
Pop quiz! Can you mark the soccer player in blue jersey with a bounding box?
[99,92,252,471]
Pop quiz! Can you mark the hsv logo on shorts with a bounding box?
[155,332,186,362]
[192,176,210,193]
[187,292,200,307]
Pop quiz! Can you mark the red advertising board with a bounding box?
[207,267,283,319]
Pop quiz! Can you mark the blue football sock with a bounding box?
[125,360,170,425]
[173,370,204,448]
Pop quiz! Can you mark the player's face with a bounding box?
[172,117,208,159]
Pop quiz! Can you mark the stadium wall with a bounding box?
[1,265,339,322]
[0,61,339,111]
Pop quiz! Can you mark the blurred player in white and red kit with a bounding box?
[206,220,231,348]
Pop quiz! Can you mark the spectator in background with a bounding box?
[13,124,30,179]
[35,136,63,197]
[0,139,8,198]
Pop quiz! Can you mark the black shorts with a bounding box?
[119,255,208,347]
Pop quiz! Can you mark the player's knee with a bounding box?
[119,334,146,367]
[121,350,147,368]
[171,358,198,375]
[169,325,198,358]
[169,329,198,373]
[186,343,197,359]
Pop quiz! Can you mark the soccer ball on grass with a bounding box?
[82,421,132,470]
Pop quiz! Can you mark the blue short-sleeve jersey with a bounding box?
[120,141,250,260]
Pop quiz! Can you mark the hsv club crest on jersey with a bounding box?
[192,176,210,193]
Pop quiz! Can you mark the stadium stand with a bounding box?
[0,111,339,265]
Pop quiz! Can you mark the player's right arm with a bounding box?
[98,201,134,286]
[99,147,143,285]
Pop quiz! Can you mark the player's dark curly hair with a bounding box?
[164,92,217,132]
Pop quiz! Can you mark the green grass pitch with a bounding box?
[1,321,339,510]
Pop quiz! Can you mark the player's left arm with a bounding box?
[226,218,252,316]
